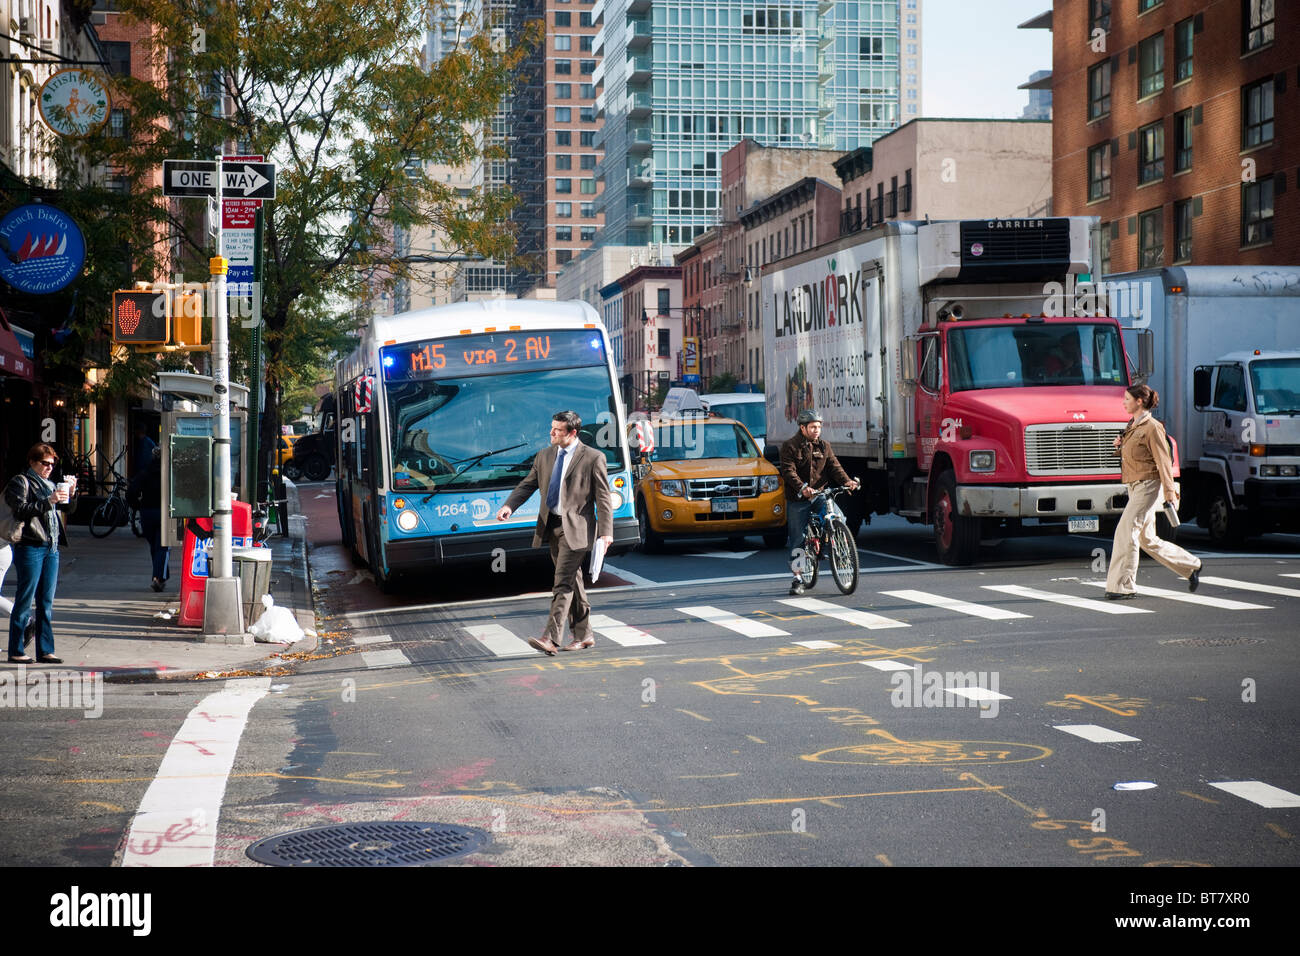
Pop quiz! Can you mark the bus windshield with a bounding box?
[947,323,1127,392]
[386,365,623,491]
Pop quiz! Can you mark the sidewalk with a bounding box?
[0,517,318,683]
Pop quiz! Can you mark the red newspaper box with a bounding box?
[178,500,254,628]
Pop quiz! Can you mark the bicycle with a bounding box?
[89,451,141,538]
[791,483,860,595]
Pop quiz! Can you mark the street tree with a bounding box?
[95,0,539,488]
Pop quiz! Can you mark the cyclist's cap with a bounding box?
[797,410,823,425]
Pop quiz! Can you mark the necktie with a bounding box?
[546,447,567,511]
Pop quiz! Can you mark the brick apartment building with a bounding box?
[1038,0,1297,271]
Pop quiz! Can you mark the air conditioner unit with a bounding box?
[19,16,35,37]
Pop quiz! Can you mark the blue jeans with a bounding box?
[8,544,59,657]
[787,497,839,551]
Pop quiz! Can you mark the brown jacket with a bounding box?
[779,432,851,502]
[1118,413,1177,500]
[503,440,613,550]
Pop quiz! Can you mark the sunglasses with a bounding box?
[37,460,57,467]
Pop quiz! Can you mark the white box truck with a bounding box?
[1103,266,1300,545]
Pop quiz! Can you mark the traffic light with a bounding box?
[112,290,169,344]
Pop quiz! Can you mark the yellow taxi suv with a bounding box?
[630,415,785,552]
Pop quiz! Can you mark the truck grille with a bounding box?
[1024,423,1127,476]
[686,477,759,500]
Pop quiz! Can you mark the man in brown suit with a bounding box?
[496,411,614,655]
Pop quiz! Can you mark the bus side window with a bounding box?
[359,411,372,483]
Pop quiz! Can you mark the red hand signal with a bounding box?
[117,297,142,334]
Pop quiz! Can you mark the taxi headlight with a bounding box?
[760,475,780,493]
[658,480,683,497]
[396,509,419,531]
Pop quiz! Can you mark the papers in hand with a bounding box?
[589,537,608,581]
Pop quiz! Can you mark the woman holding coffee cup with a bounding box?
[4,443,71,664]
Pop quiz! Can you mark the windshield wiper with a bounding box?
[420,442,528,499]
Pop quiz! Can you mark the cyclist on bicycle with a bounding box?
[780,410,859,595]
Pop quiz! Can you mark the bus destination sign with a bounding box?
[383,330,607,380]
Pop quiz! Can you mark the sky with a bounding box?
[922,0,1055,119]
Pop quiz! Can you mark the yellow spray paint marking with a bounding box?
[709,830,818,840]
[1047,693,1146,716]
[679,773,740,779]
[803,731,1053,767]
[676,709,712,722]
[875,853,894,866]
[1179,790,1220,805]
[1266,823,1292,840]
[960,772,1049,817]
[746,735,765,744]
[79,801,124,813]
[63,771,405,789]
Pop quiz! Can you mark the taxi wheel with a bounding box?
[637,499,663,553]
[763,531,787,549]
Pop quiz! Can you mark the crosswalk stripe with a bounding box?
[945,686,1012,702]
[777,597,908,629]
[1053,724,1142,743]
[589,614,665,647]
[360,649,410,669]
[353,634,393,645]
[1281,573,1300,580]
[1199,576,1300,599]
[982,584,1152,614]
[678,606,789,638]
[1208,781,1300,808]
[462,624,539,658]
[793,640,842,649]
[880,589,1030,620]
[1080,581,1270,609]
[860,660,917,672]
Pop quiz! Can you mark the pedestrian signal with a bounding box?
[171,291,204,347]
[112,290,168,344]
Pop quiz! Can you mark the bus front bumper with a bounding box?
[385,517,640,570]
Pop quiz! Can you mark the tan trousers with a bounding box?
[1105,479,1201,593]
[544,519,590,643]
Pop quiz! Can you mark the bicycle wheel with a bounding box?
[89,495,125,538]
[793,524,820,590]
[829,518,860,594]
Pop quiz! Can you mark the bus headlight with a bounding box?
[396,509,419,531]
[658,480,683,497]
[760,475,780,493]
[969,450,996,472]
[609,490,624,509]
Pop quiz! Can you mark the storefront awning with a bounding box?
[0,319,34,382]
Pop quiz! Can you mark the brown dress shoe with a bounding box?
[528,637,559,656]
[559,636,596,651]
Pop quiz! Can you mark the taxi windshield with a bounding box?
[649,421,759,462]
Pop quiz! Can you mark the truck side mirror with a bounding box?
[1131,329,1154,384]
[1193,366,1212,410]
[900,337,919,396]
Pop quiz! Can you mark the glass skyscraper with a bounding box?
[595,0,911,246]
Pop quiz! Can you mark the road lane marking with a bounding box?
[462,624,540,658]
[360,649,410,669]
[1209,781,1300,808]
[778,597,908,629]
[792,640,842,649]
[588,613,665,647]
[982,584,1152,614]
[880,588,1031,620]
[121,677,270,867]
[353,634,393,645]
[675,709,712,722]
[946,686,1012,702]
[1053,724,1141,743]
[860,660,918,671]
[601,563,657,586]
[1080,581,1270,609]
[678,606,790,638]
[1198,576,1300,599]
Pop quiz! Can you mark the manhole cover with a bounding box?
[1159,637,1264,647]
[246,822,490,867]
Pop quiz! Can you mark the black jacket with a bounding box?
[3,473,68,547]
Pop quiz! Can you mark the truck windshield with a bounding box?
[947,323,1127,391]
[705,401,766,439]
[1250,358,1300,414]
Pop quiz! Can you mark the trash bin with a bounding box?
[232,546,273,627]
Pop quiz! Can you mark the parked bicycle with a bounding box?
[89,451,142,538]
[791,483,860,594]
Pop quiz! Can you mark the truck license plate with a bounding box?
[1068,515,1100,533]
[711,497,739,514]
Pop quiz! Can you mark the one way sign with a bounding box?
[222,161,276,200]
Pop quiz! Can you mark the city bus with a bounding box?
[334,299,639,589]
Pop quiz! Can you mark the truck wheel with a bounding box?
[1203,484,1246,547]
[302,453,330,482]
[637,499,663,553]
[932,471,979,566]
[283,460,303,482]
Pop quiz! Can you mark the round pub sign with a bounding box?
[39,69,110,137]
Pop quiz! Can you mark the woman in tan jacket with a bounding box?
[1105,385,1203,599]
